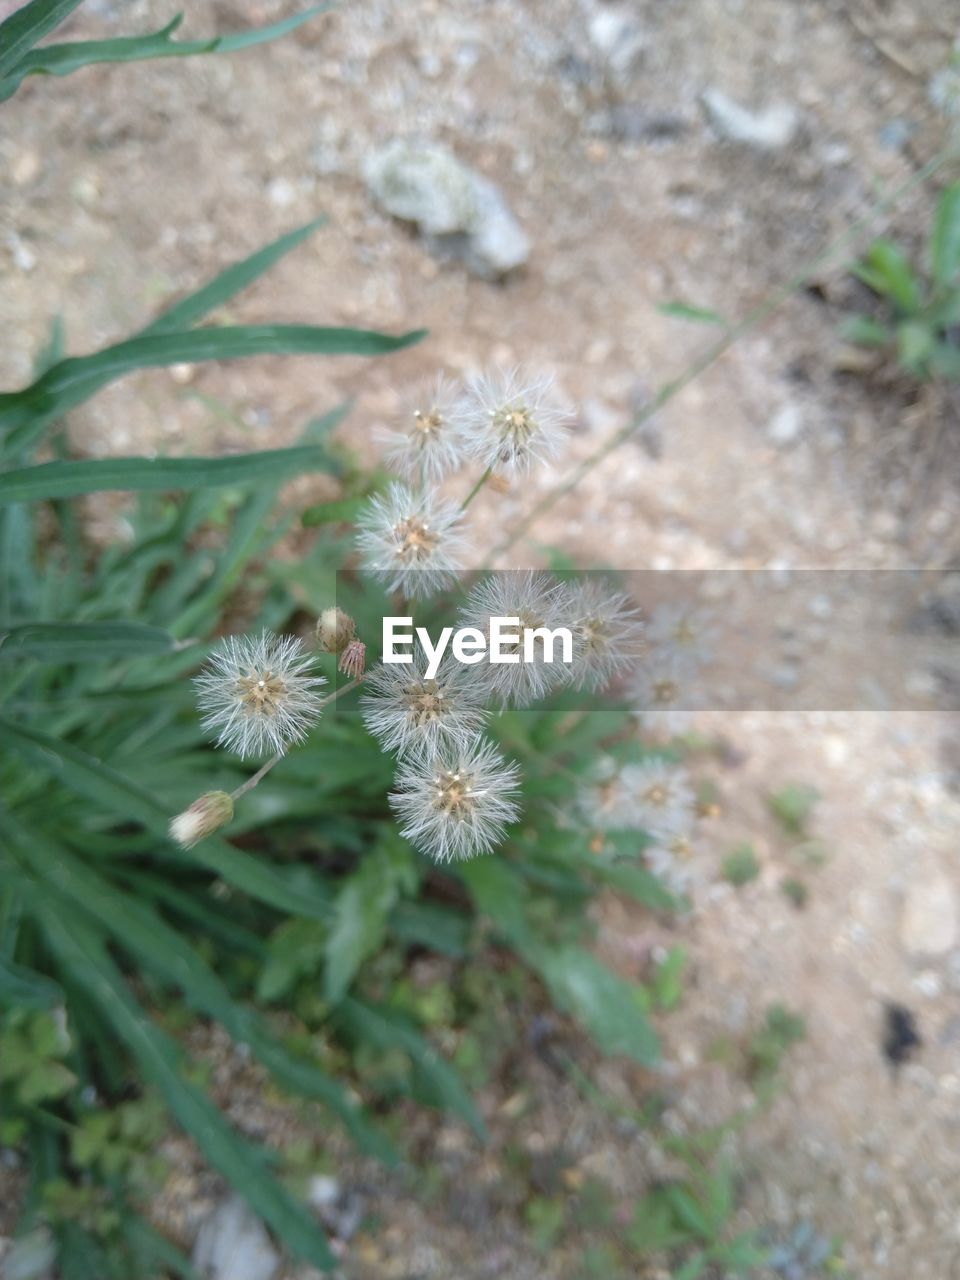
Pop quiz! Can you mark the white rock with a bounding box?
[901,872,959,958]
[365,140,530,278]
[588,9,647,75]
[193,1196,280,1280]
[702,89,800,150]
[767,402,804,446]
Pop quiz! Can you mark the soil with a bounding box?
[2,1,960,1277]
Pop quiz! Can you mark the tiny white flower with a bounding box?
[377,374,468,483]
[630,648,703,739]
[454,367,572,477]
[623,759,696,842]
[390,737,522,863]
[361,657,488,758]
[564,579,644,691]
[194,630,326,760]
[459,570,575,707]
[646,602,718,668]
[357,482,467,600]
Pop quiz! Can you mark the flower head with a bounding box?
[357,482,467,600]
[169,791,234,849]
[377,374,468,483]
[389,738,522,863]
[565,579,644,691]
[459,570,575,707]
[338,639,367,681]
[577,756,638,831]
[316,606,356,656]
[646,602,717,668]
[454,368,572,477]
[194,630,326,759]
[362,657,488,757]
[645,834,695,897]
[630,648,703,739]
[623,759,696,842]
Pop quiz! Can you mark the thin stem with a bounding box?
[229,679,361,802]
[490,145,957,562]
[460,465,493,512]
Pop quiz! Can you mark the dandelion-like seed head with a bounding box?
[338,639,367,681]
[577,756,637,831]
[362,657,488,757]
[645,836,695,897]
[455,367,572,477]
[565,579,644,691]
[389,737,522,863]
[647,602,717,668]
[623,759,696,842]
[378,374,467,483]
[631,648,703,739]
[194,630,326,760]
[169,791,234,849]
[357,482,467,600]
[459,570,575,707]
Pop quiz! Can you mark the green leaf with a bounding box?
[0,7,332,103]
[301,497,368,527]
[896,319,935,372]
[0,0,84,78]
[589,859,677,912]
[651,946,687,1011]
[928,341,960,379]
[0,957,63,1010]
[0,324,426,456]
[144,219,328,338]
[19,1060,76,1105]
[337,998,488,1140]
[854,240,922,312]
[536,946,660,1066]
[324,853,402,1004]
[0,621,178,661]
[931,183,960,289]
[0,442,343,504]
[838,315,891,347]
[37,910,336,1269]
[657,301,725,325]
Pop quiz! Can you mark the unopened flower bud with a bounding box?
[169,791,234,849]
[316,607,356,656]
[338,639,366,681]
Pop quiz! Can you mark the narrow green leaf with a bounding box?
[855,240,922,312]
[0,956,63,1010]
[338,998,488,1140]
[896,319,935,372]
[839,314,891,347]
[536,946,660,1066]
[590,859,677,912]
[324,854,401,1004]
[0,0,84,77]
[657,301,725,325]
[144,219,328,337]
[931,183,960,289]
[0,6,332,103]
[0,442,340,504]
[301,497,367,527]
[37,910,335,1269]
[0,621,178,661]
[0,324,426,455]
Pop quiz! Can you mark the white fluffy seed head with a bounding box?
[357,482,467,600]
[389,737,522,863]
[577,756,638,831]
[458,570,575,707]
[453,367,572,477]
[622,759,696,842]
[194,630,326,760]
[377,374,468,483]
[645,836,695,897]
[646,603,718,669]
[564,579,644,692]
[630,648,703,739]
[361,657,489,758]
[169,791,234,849]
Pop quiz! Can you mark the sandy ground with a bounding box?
[3,1,960,1276]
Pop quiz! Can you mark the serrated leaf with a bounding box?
[931,183,960,289]
[0,621,178,661]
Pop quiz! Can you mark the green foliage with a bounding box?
[780,876,810,909]
[768,783,819,836]
[842,182,960,380]
[722,843,760,887]
[748,1003,807,1082]
[651,946,688,1011]
[0,3,332,103]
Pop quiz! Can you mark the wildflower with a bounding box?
[630,648,703,739]
[389,737,521,862]
[565,579,644,691]
[357,482,467,600]
[645,834,695,897]
[458,570,574,706]
[623,759,696,842]
[577,756,637,830]
[362,657,488,757]
[194,630,326,759]
[454,368,572,477]
[338,639,367,681]
[646,602,717,668]
[316,606,356,656]
[169,791,234,849]
[377,374,467,483]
